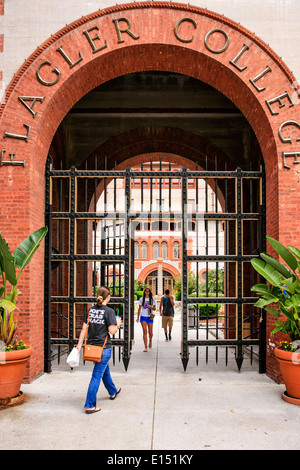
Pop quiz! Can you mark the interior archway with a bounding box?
[49,72,261,172]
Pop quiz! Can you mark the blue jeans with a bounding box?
[84,348,118,409]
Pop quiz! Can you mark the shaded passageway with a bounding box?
[1,316,298,451]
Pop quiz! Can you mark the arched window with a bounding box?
[188,221,196,231]
[141,241,148,259]
[153,241,159,259]
[173,241,180,259]
[134,241,139,259]
[161,241,168,259]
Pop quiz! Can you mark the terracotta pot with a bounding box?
[0,347,33,399]
[274,347,300,399]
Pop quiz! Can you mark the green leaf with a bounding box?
[291,294,300,307]
[251,258,283,287]
[277,304,295,321]
[284,276,299,295]
[271,324,284,336]
[251,283,270,294]
[288,245,300,261]
[264,306,281,318]
[260,253,291,278]
[0,233,17,286]
[0,299,16,312]
[254,297,277,308]
[251,283,282,298]
[267,236,298,272]
[14,227,48,271]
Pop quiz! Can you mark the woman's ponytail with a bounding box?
[96,286,111,306]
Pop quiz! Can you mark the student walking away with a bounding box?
[76,286,122,414]
[160,289,175,341]
[136,287,156,352]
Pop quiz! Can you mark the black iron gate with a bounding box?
[44,156,266,373]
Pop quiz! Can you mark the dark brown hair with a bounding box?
[97,286,111,306]
[142,287,153,306]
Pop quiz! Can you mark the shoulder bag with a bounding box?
[83,310,108,363]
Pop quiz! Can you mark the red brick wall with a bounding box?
[0,29,3,104]
[0,2,299,382]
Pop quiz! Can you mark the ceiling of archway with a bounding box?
[50,71,260,170]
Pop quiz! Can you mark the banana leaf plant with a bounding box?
[0,227,48,350]
[251,236,300,344]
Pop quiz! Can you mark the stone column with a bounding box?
[157,258,163,295]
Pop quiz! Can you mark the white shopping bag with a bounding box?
[66,347,80,368]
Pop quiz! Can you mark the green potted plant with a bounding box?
[0,226,48,405]
[251,236,300,405]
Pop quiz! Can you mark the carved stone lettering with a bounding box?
[266,91,294,116]
[112,17,140,44]
[279,120,300,144]
[36,60,61,86]
[18,96,45,118]
[282,151,300,169]
[82,25,108,54]
[0,149,25,166]
[4,124,31,142]
[249,66,272,92]
[204,29,230,54]
[56,46,83,69]
[229,44,250,72]
[174,18,197,43]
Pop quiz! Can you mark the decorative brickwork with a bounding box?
[0,34,3,105]
[0,2,299,382]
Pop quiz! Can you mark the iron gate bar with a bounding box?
[68,167,76,356]
[181,167,189,370]
[187,256,259,261]
[236,168,243,370]
[185,297,259,303]
[187,340,260,347]
[122,168,131,370]
[51,255,125,261]
[45,159,266,373]
[48,169,263,178]
[49,212,260,219]
[50,297,125,302]
[44,157,53,373]
[259,172,267,373]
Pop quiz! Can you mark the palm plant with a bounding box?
[251,236,300,343]
[0,227,48,349]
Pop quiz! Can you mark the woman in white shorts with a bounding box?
[136,288,156,351]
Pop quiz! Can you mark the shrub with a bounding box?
[174,291,181,301]
[135,291,144,300]
[189,304,220,318]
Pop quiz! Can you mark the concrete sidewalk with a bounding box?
[1,316,299,451]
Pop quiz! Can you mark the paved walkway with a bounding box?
[1,316,299,451]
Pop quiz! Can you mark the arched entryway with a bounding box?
[45,143,265,371]
[0,2,299,381]
[145,269,175,296]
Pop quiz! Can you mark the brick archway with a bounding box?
[86,137,228,214]
[138,262,180,285]
[82,126,236,172]
[1,2,299,381]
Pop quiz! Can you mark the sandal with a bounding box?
[85,407,101,414]
[110,387,121,400]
